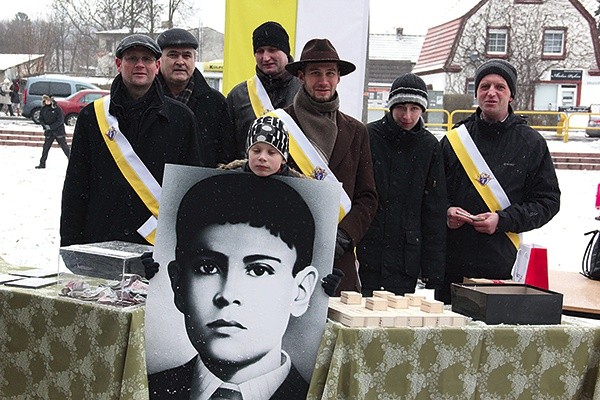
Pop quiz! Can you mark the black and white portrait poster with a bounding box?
[144,165,340,399]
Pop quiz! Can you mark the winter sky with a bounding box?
[0,0,466,35]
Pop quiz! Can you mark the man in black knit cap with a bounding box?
[439,59,560,303]
[358,73,447,297]
[226,21,302,159]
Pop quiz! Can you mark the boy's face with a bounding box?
[391,103,423,131]
[170,222,316,368]
[247,142,285,177]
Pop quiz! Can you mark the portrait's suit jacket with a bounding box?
[148,355,309,400]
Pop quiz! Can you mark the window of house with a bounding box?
[487,28,508,55]
[543,29,565,56]
[466,80,476,105]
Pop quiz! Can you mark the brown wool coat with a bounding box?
[283,105,378,294]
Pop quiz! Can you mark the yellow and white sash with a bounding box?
[94,96,161,245]
[247,75,273,118]
[269,109,351,222]
[446,124,520,249]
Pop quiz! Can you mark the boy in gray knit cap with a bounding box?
[358,73,447,297]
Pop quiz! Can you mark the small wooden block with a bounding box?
[388,295,409,309]
[365,297,388,311]
[372,290,395,299]
[405,293,426,307]
[340,291,362,305]
[420,299,444,314]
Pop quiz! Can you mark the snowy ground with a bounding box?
[1,118,600,274]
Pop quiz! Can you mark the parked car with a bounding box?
[587,115,600,138]
[56,89,110,126]
[22,74,100,124]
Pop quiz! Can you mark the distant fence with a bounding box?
[367,107,600,142]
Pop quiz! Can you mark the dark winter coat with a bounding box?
[227,68,302,159]
[440,106,560,281]
[158,69,235,167]
[358,113,447,294]
[60,75,202,247]
[283,104,378,294]
[39,102,66,138]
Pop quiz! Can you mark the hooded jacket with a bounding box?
[358,113,447,294]
[60,75,202,247]
[440,106,560,280]
[226,68,302,159]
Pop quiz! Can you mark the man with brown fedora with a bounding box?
[272,38,377,295]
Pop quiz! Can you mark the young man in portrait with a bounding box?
[148,173,320,399]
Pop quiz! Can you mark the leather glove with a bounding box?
[321,268,345,296]
[141,251,159,280]
[334,228,352,260]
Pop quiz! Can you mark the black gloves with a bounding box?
[334,228,352,260]
[322,268,345,296]
[141,251,159,280]
[422,278,443,291]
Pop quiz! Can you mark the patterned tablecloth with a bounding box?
[0,265,148,400]
[308,318,600,399]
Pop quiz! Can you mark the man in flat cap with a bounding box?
[439,58,560,303]
[226,21,302,159]
[274,38,377,295]
[60,34,202,248]
[157,28,235,167]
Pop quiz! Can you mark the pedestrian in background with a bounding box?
[10,79,20,116]
[35,94,70,169]
[0,78,13,116]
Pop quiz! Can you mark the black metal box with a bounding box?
[451,283,563,325]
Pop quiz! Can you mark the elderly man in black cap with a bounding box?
[358,73,447,297]
[226,21,302,159]
[60,34,202,248]
[439,58,560,303]
[157,28,235,166]
[275,38,377,295]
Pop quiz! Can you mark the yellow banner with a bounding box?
[223,0,298,95]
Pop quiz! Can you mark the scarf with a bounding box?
[173,74,194,105]
[293,88,339,162]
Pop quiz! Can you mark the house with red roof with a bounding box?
[413,0,600,113]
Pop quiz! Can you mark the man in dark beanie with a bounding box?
[358,73,447,297]
[439,59,560,303]
[226,21,302,159]
[157,28,235,167]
